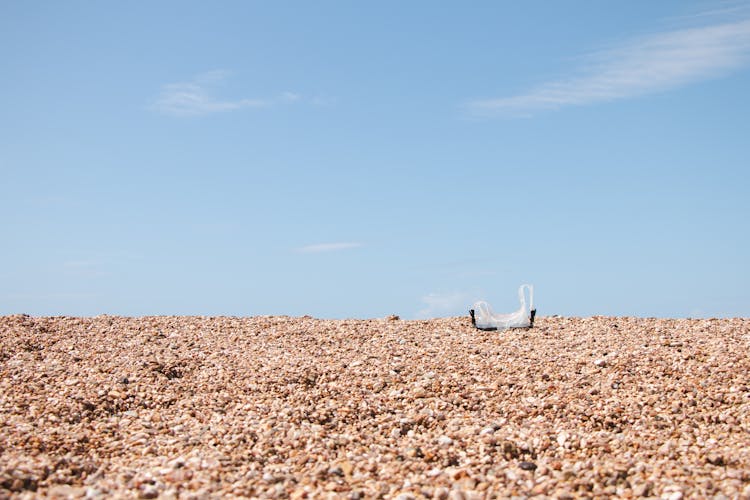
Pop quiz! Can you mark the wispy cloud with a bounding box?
[297,242,363,253]
[467,15,750,116]
[151,71,324,117]
[63,260,97,269]
[310,95,338,107]
[416,291,472,319]
[153,71,272,116]
[280,91,301,102]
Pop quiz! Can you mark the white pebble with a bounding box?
[438,435,453,446]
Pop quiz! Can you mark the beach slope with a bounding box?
[1,315,749,498]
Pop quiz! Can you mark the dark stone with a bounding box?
[328,466,344,477]
[519,461,537,471]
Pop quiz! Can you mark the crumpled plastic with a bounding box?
[471,284,535,330]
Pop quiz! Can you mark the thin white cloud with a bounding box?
[2,292,96,301]
[310,95,338,107]
[63,260,96,269]
[467,16,750,116]
[677,2,750,22]
[280,91,301,102]
[297,242,363,253]
[153,71,270,116]
[416,291,472,319]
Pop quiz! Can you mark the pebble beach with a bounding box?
[1,314,749,498]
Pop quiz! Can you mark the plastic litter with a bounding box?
[470,284,536,331]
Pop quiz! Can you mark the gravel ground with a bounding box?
[1,314,749,499]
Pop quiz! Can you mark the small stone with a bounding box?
[448,490,465,500]
[48,485,86,497]
[662,487,683,500]
[457,477,476,490]
[328,466,344,477]
[85,487,103,498]
[339,460,353,476]
[394,494,414,500]
[632,481,652,497]
[161,489,178,500]
[438,436,453,446]
[594,359,607,367]
[519,461,537,471]
[433,487,450,500]
[413,388,428,398]
[139,485,159,499]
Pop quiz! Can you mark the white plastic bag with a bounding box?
[471,284,535,330]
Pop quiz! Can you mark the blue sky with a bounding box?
[2,1,749,318]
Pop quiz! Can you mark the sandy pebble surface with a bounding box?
[1,314,749,499]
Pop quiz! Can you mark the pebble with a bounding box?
[661,486,683,500]
[139,485,159,499]
[394,494,414,500]
[48,484,86,497]
[518,461,537,471]
[433,487,450,500]
[438,436,453,446]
